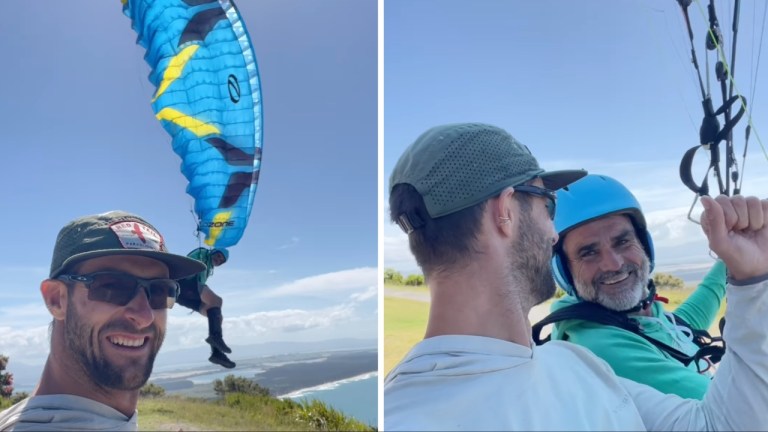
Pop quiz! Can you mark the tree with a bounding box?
[404,274,425,286]
[384,268,404,285]
[213,374,271,397]
[139,382,166,398]
[653,272,685,290]
[0,355,13,399]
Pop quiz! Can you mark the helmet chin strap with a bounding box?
[615,279,657,314]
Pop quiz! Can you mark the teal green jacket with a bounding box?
[187,247,214,285]
[550,260,726,400]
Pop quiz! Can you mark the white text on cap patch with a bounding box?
[110,221,166,251]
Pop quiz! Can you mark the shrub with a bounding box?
[295,398,373,431]
[139,382,166,398]
[404,274,424,286]
[653,272,685,290]
[213,374,271,397]
[0,355,13,399]
[10,392,29,404]
[384,268,404,285]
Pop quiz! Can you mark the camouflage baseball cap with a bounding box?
[49,211,206,279]
[390,123,587,219]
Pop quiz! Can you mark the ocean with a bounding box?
[282,372,378,427]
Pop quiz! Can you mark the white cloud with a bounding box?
[0,303,51,329]
[383,230,419,275]
[645,205,705,248]
[382,202,420,275]
[158,267,380,354]
[262,267,377,298]
[0,325,51,366]
[230,305,357,333]
[349,285,377,302]
[277,236,300,250]
[163,302,365,350]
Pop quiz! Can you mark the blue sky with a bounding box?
[0,0,377,370]
[384,0,768,277]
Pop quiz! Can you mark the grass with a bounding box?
[138,393,375,431]
[0,393,373,431]
[384,296,429,375]
[384,286,726,376]
[138,395,295,431]
[383,281,429,295]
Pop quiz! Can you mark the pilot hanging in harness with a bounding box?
[177,247,236,369]
[532,174,726,399]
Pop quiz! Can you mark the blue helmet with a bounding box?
[552,174,655,296]
[212,248,229,264]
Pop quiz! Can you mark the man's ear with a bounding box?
[494,187,517,236]
[41,279,68,320]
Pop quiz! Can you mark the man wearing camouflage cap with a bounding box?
[0,211,204,431]
[383,122,768,430]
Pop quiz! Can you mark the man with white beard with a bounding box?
[540,174,726,400]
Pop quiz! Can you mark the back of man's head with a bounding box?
[390,123,586,274]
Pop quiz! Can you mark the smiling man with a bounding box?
[540,174,726,399]
[0,211,205,431]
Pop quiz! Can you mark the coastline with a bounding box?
[156,348,377,399]
[279,371,378,398]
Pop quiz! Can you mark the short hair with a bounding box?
[390,183,533,275]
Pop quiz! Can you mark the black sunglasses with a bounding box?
[513,185,557,220]
[58,272,180,310]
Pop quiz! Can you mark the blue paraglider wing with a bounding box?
[123,0,263,248]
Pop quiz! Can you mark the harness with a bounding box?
[532,300,726,373]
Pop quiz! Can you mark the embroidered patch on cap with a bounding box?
[109,221,167,251]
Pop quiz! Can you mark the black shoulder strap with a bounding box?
[532,302,725,368]
[532,302,639,345]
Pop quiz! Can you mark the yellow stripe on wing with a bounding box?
[205,212,233,246]
[152,44,200,102]
[156,107,221,137]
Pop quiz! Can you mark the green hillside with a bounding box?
[0,384,375,431]
[138,393,374,431]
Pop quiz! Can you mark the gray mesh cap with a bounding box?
[389,123,587,218]
[49,211,206,279]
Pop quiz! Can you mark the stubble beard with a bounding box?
[507,210,557,309]
[575,256,651,311]
[65,302,163,391]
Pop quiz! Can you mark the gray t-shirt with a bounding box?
[0,394,137,431]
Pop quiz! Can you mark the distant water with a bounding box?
[282,373,378,427]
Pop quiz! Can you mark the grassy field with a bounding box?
[384,284,726,376]
[384,296,429,375]
[0,392,373,431]
[138,395,306,431]
[138,393,374,431]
